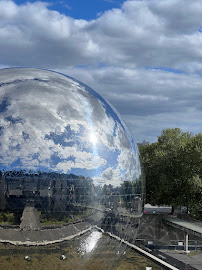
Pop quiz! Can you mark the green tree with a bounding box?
[140,128,202,217]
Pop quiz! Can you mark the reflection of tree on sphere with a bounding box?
[0,68,145,268]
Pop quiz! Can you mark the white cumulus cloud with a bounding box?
[0,0,202,142]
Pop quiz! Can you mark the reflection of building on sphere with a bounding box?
[0,68,145,268]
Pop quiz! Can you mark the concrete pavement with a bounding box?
[161,250,202,270]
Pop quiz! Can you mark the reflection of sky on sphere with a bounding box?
[0,68,141,187]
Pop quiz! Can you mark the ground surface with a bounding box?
[161,250,202,270]
[0,231,162,270]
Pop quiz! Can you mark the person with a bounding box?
[186,263,191,270]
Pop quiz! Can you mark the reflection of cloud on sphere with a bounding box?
[0,68,142,187]
[89,132,97,146]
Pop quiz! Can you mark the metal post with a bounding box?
[184,233,189,253]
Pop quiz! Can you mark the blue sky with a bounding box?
[14,0,125,19]
[0,0,202,143]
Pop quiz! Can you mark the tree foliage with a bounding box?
[139,128,202,219]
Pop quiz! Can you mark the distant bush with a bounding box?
[0,211,15,224]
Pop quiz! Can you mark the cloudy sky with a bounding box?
[0,0,202,143]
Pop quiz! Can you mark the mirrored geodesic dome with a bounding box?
[0,68,145,267]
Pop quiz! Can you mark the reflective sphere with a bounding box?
[0,68,142,183]
[0,68,145,268]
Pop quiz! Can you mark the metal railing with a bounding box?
[135,238,202,251]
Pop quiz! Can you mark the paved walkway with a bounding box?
[163,216,202,238]
[20,206,41,231]
[161,250,202,270]
[0,221,92,246]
